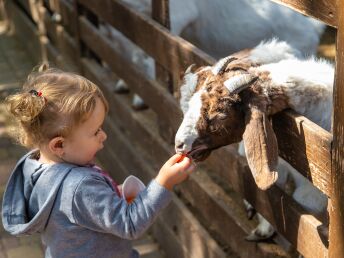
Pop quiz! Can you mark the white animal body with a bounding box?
[109,0,325,108]
[175,39,332,241]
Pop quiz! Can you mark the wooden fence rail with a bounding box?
[6,0,344,257]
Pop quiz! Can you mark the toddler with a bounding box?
[1,65,194,258]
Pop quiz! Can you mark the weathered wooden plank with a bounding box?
[82,58,326,257]
[329,1,344,257]
[41,6,79,70]
[59,0,76,36]
[8,1,41,63]
[273,110,332,196]
[60,29,79,67]
[15,0,40,23]
[78,0,215,71]
[44,37,79,72]
[15,0,30,14]
[79,17,182,131]
[179,169,294,258]
[154,195,228,258]
[152,213,193,258]
[270,0,336,28]
[152,0,170,29]
[41,7,58,45]
[43,0,57,13]
[152,0,175,144]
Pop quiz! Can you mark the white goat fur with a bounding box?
[109,0,325,108]
[176,39,331,240]
[121,0,324,57]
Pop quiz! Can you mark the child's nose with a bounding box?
[100,130,107,142]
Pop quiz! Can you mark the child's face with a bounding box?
[62,97,107,165]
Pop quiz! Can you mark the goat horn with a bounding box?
[224,74,258,94]
[212,56,237,75]
[185,64,196,74]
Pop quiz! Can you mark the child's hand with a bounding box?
[155,154,195,190]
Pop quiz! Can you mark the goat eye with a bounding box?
[209,121,221,132]
[209,124,218,132]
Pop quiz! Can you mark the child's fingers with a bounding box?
[176,158,194,174]
[178,156,192,167]
[166,153,184,166]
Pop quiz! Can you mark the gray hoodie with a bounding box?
[2,150,172,258]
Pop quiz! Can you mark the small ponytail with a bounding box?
[6,89,46,123]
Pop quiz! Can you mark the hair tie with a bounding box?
[29,89,46,103]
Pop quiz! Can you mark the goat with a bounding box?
[108,0,325,109]
[174,39,331,241]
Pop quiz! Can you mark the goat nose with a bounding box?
[175,142,186,153]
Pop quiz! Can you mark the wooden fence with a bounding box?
[5,0,344,257]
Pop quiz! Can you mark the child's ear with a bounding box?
[48,136,65,157]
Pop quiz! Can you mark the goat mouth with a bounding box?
[187,145,211,162]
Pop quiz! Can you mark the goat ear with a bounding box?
[242,106,278,190]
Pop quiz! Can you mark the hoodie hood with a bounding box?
[2,150,76,236]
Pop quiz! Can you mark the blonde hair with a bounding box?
[5,64,109,148]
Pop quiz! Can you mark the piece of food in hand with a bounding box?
[176,154,188,163]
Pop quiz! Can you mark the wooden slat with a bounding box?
[15,0,31,14]
[273,110,332,196]
[329,1,344,257]
[82,58,327,257]
[156,193,229,258]
[79,17,182,131]
[8,1,41,63]
[41,7,58,45]
[78,0,215,71]
[43,0,56,13]
[59,0,77,36]
[270,0,337,28]
[15,0,40,23]
[152,0,175,144]
[151,217,188,258]
[41,6,80,70]
[60,30,79,67]
[44,35,79,72]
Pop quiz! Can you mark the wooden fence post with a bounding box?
[152,0,175,144]
[72,0,85,73]
[329,0,344,257]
